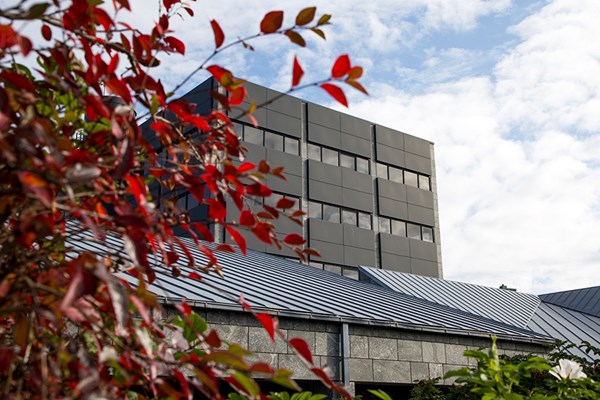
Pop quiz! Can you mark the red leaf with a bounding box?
[346,79,368,95]
[320,83,348,107]
[256,313,277,342]
[210,19,225,48]
[41,25,51,41]
[18,171,53,206]
[347,66,363,79]
[105,77,132,103]
[216,243,235,253]
[252,222,273,244]
[176,299,192,315]
[0,71,35,92]
[258,160,270,173]
[165,36,185,55]
[206,65,233,86]
[188,272,202,280]
[107,54,119,74]
[166,251,179,265]
[239,210,255,227]
[285,30,306,47]
[295,7,316,26]
[260,11,284,34]
[289,338,314,364]
[247,183,272,197]
[162,0,178,12]
[237,161,255,173]
[332,54,351,78]
[303,248,321,257]
[226,225,247,255]
[17,35,32,56]
[174,370,191,400]
[239,294,252,311]
[125,175,147,206]
[229,86,246,106]
[205,329,221,347]
[292,56,304,88]
[284,233,305,246]
[276,197,296,209]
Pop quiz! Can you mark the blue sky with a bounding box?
[131,0,600,294]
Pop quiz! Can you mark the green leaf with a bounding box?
[368,389,393,400]
[230,372,260,397]
[317,14,331,25]
[25,3,50,19]
[295,7,316,26]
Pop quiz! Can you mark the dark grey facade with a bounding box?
[179,78,443,278]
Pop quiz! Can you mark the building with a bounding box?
[171,78,443,279]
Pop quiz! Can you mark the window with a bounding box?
[244,126,263,145]
[388,167,403,183]
[341,209,357,226]
[284,137,299,155]
[419,175,430,190]
[264,131,283,151]
[407,223,421,239]
[323,204,340,223]
[358,212,372,229]
[340,153,355,170]
[307,143,321,161]
[356,158,369,174]
[308,201,322,219]
[322,147,338,166]
[379,217,391,233]
[376,163,388,179]
[343,267,359,280]
[404,171,418,188]
[324,264,342,275]
[422,226,434,242]
[391,219,406,236]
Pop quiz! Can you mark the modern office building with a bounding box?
[173,78,443,279]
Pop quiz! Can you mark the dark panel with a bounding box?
[239,107,267,127]
[309,219,343,243]
[307,102,341,130]
[241,142,267,163]
[405,152,432,175]
[404,134,431,158]
[308,123,341,148]
[378,197,408,220]
[267,149,302,176]
[379,233,410,257]
[267,174,302,196]
[375,125,404,150]
[376,143,406,167]
[341,133,371,158]
[407,204,435,226]
[308,239,345,264]
[244,82,268,105]
[410,258,439,277]
[344,246,376,268]
[275,215,303,236]
[342,168,372,194]
[309,180,343,204]
[225,227,267,253]
[266,110,302,138]
[409,239,438,262]
[406,186,434,209]
[377,179,407,202]
[342,188,373,212]
[343,224,375,250]
[308,159,342,185]
[341,113,371,139]
[380,252,412,273]
[266,89,302,118]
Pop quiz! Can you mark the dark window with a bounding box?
[379,217,391,233]
[308,201,322,219]
[405,171,418,188]
[343,267,359,280]
[340,153,355,170]
[389,167,403,184]
[358,212,372,229]
[307,143,321,161]
[322,147,338,166]
[407,223,421,239]
[341,209,357,226]
[284,137,299,155]
[391,220,406,237]
[356,157,369,174]
[323,204,340,223]
[419,175,430,190]
[264,131,283,151]
[422,226,434,242]
[376,163,388,179]
[244,126,263,145]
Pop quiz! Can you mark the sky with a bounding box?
[10,0,599,294]
[124,0,600,295]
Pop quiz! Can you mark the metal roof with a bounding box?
[359,267,540,328]
[65,229,550,343]
[540,287,600,318]
[359,267,600,360]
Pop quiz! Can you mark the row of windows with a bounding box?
[307,143,370,174]
[379,217,434,242]
[308,201,372,230]
[263,192,300,209]
[376,163,431,190]
[234,122,301,156]
[309,262,359,280]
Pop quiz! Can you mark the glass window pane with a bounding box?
[356,158,369,174]
[264,131,283,151]
[307,143,321,161]
[358,213,372,229]
[341,209,357,226]
[422,226,434,242]
[405,171,418,188]
[309,262,324,269]
[244,126,263,145]
[391,220,406,237]
[376,163,388,179]
[407,223,421,239]
[324,264,342,275]
[308,201,322,219]
[323,204,340,223]
[264,192,282,208]
[379,217,391,233]
[340,153,355,169]
[419,175,430,190]
[343,267,359,280]
[284,137,299,155]
[232,122,243,137]
[322,147,338,166]
[389,167,403,183]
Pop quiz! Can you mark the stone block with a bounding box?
[247,352,278,366]
[279,354,320,379]
[397,339,422,362]
[373,360,411,383]
[429,363,443,380]
[213,325,248,348]
[369,337,398,360]
[349,358,374,382]
[316,332,340,357]
[442,364,464,385]
[248,327,288,354]
[445,344,468,366]
[422,342,446,364]
[350,335,369,358]
[320,356,342,381]
[410,362,430,382]
[288,330,316,354]
[204,310,230,324]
